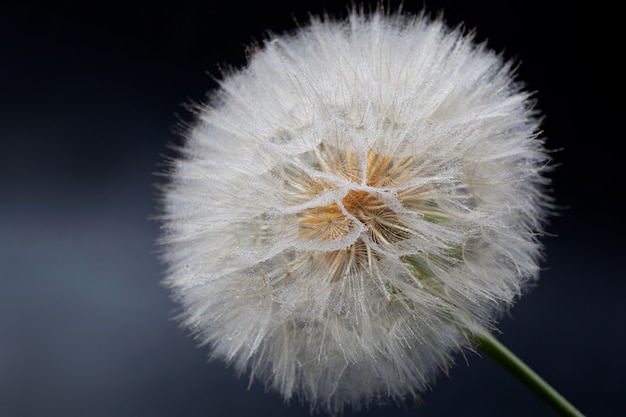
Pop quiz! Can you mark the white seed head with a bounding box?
[159,8,551,415]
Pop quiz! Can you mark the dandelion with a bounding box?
[158,7,578,416]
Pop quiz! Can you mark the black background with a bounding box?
[1,1,623,416]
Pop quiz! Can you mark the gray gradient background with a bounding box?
[1,1,623,416]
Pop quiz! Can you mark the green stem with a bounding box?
[475,331,585,417]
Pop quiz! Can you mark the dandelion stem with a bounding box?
[475,332,585,417]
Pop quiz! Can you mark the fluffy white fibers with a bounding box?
[159,8,551,415]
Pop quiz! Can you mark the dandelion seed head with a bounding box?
[159,7,551,414]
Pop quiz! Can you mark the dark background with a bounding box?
[1,1,622,416]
